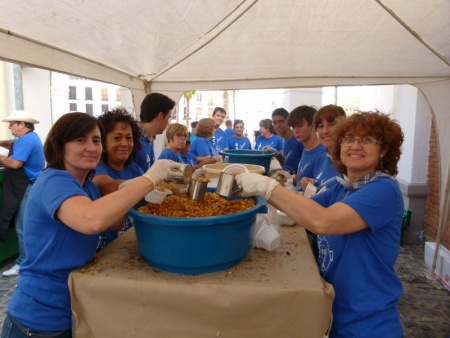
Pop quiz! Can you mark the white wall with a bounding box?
[282,88,322,111]
[21,67,52,144]
[396,85,431,183]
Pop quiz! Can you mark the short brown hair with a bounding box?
[287,105,317,128]
[313,105,346,129]
[196,118,216,138]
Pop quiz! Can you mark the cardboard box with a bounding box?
[424,242,450,291]
[69,226,334,338]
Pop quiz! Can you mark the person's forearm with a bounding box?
[0,156,23,169]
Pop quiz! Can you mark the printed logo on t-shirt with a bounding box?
[318,235,333,272]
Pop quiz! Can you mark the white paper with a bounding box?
[0,146,9,156]
[303,182,318,198]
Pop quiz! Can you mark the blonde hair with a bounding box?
[166,123,188,142]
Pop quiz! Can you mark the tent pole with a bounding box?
[429,148,450,280]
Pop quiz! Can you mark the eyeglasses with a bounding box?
[272,120,286,125]
[175,133,188,138]
[339,136,381,146]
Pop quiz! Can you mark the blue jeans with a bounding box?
[15,184,31,265]
[1,313,71,338]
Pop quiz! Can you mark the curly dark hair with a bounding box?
[97,107,141,166]
[330,111,404,176]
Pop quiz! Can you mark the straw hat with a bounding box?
[2,110,40,124]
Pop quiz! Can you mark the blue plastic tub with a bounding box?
[219,149,275,173]
[128,191,267,275]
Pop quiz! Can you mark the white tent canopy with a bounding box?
[1,0,450,236]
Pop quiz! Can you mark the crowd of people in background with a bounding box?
[0,91,406,337]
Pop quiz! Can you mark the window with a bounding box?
[101,104,109,112]
[69,86,77,100]
[85,87,93,100]
[196,108,203,120]
[69,103,77,112]
[197,93,202,102]
[101,88,108,101]
[86,104,94,116]
[207,94,214,105]
[116,89,121,101]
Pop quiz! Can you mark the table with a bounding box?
[69,225,334,338]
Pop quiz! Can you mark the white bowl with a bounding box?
[202,163,265,179]
[222,164,249,175]
[144,188,172,204]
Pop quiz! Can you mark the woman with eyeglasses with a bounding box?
[159,123,216,171]
[235,111,405,337]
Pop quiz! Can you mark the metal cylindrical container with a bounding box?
[216,172,242,199]
[188,179,208,200]
[167,164,192,185]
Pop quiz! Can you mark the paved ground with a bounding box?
[1,244,449,337]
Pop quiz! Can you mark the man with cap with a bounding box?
[0,110,45,277]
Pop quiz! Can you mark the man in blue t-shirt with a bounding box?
[136,93,175,172]
[227,119,252,150]
[224,119,235,138]
[286,105,326,191]
[210,107,228,156]
[271,108,304,174]
[0,110,45,277]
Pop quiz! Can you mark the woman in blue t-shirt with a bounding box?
[160,123,216,169]
[236,111,405,338]
[299,105,346,193]
[189,118,220,163]
[254,119,283,152]
[92,108,143,250]
[1,113,181,338]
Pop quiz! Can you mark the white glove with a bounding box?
[271,170,293,180]
[235,173,279,200]
[118,178,138,189]
[262,145,280,156]
[143,160,182,186]
[192,168,205,180]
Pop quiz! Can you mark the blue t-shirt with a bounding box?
[312,177,403,337]
[227,136,252,150]
[136,135,155,172]
[8,169,101,331]
[312,152,343,191]
[282,135,304,175]
[159,148,187,164]
[254,134,283,151]
[211,128,228,154]
[224,128,235,138]
[181,152,197,167]
[296,144,327,190]
[190,136,216,157]
[94,161,143,248]
[10,132,45,182]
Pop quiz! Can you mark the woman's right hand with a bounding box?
[300,177,315,191]
[143,160,182,186]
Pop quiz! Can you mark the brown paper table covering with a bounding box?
[69,225,334,338]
